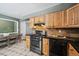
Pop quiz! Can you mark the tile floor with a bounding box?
[0,41,39,56]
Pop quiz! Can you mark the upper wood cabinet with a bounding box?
[34,16,45,23]
[39,16,45,23]
[34,16,39,23]
[63,11,68,27]
[53,4,79,28]
[29,17,35,28]
[53,11,65,28]
[66,4,79,27]
[45,11,65,28]
[29,4,79,29]
[45,13,54,28]
[53,12,59,28]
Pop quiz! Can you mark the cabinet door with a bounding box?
[61,11,67,27]
[53,11,64,28]
[35,16,40,23]
[53,12,57,27]
[45,14,51,28]
[45,13,54,28]
[35,16,45,23]
[50,13,54,28]
[63,11,68,27]
[26,36,30,48]
[66,4,79,27]
[67,7,74,27]
[43,38,49,56]
[73,4,79,26]
[29,17,35,28]
[39,16,45,23]
[68,43,79,56]
[59,11,64,27]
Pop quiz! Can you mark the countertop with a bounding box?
[47,35,67,40]
[26,34,35,36]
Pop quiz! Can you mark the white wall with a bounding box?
[20,20,33,39]
[20,21,26,39]
[26,21,33,34]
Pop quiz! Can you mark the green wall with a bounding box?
[0,19,17,33]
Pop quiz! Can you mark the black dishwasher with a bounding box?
[49,39,68,56]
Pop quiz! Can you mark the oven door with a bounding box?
[30,35,42,54]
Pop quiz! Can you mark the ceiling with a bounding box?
[0,3,60,20]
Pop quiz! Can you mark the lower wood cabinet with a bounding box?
[26,36,30,49]
[42,38,49,56]
[68,43,79,56]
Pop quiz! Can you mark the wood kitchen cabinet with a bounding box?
[45,13,54,28]
[66,6,75,27]
[28,4,79,29]
[29,17,35,28]
[63,10,68,27]
[66,4,79,27]
[34,16,39,23]
[35,16,45,23]
[43,38,49,56]
[39,16,45,23]
[68,43,79,56]
[53,11,65,28]
[53,12,59,28]
[53,4,79,28]
[26,36,30,49]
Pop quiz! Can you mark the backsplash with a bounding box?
[47,28,79,37]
